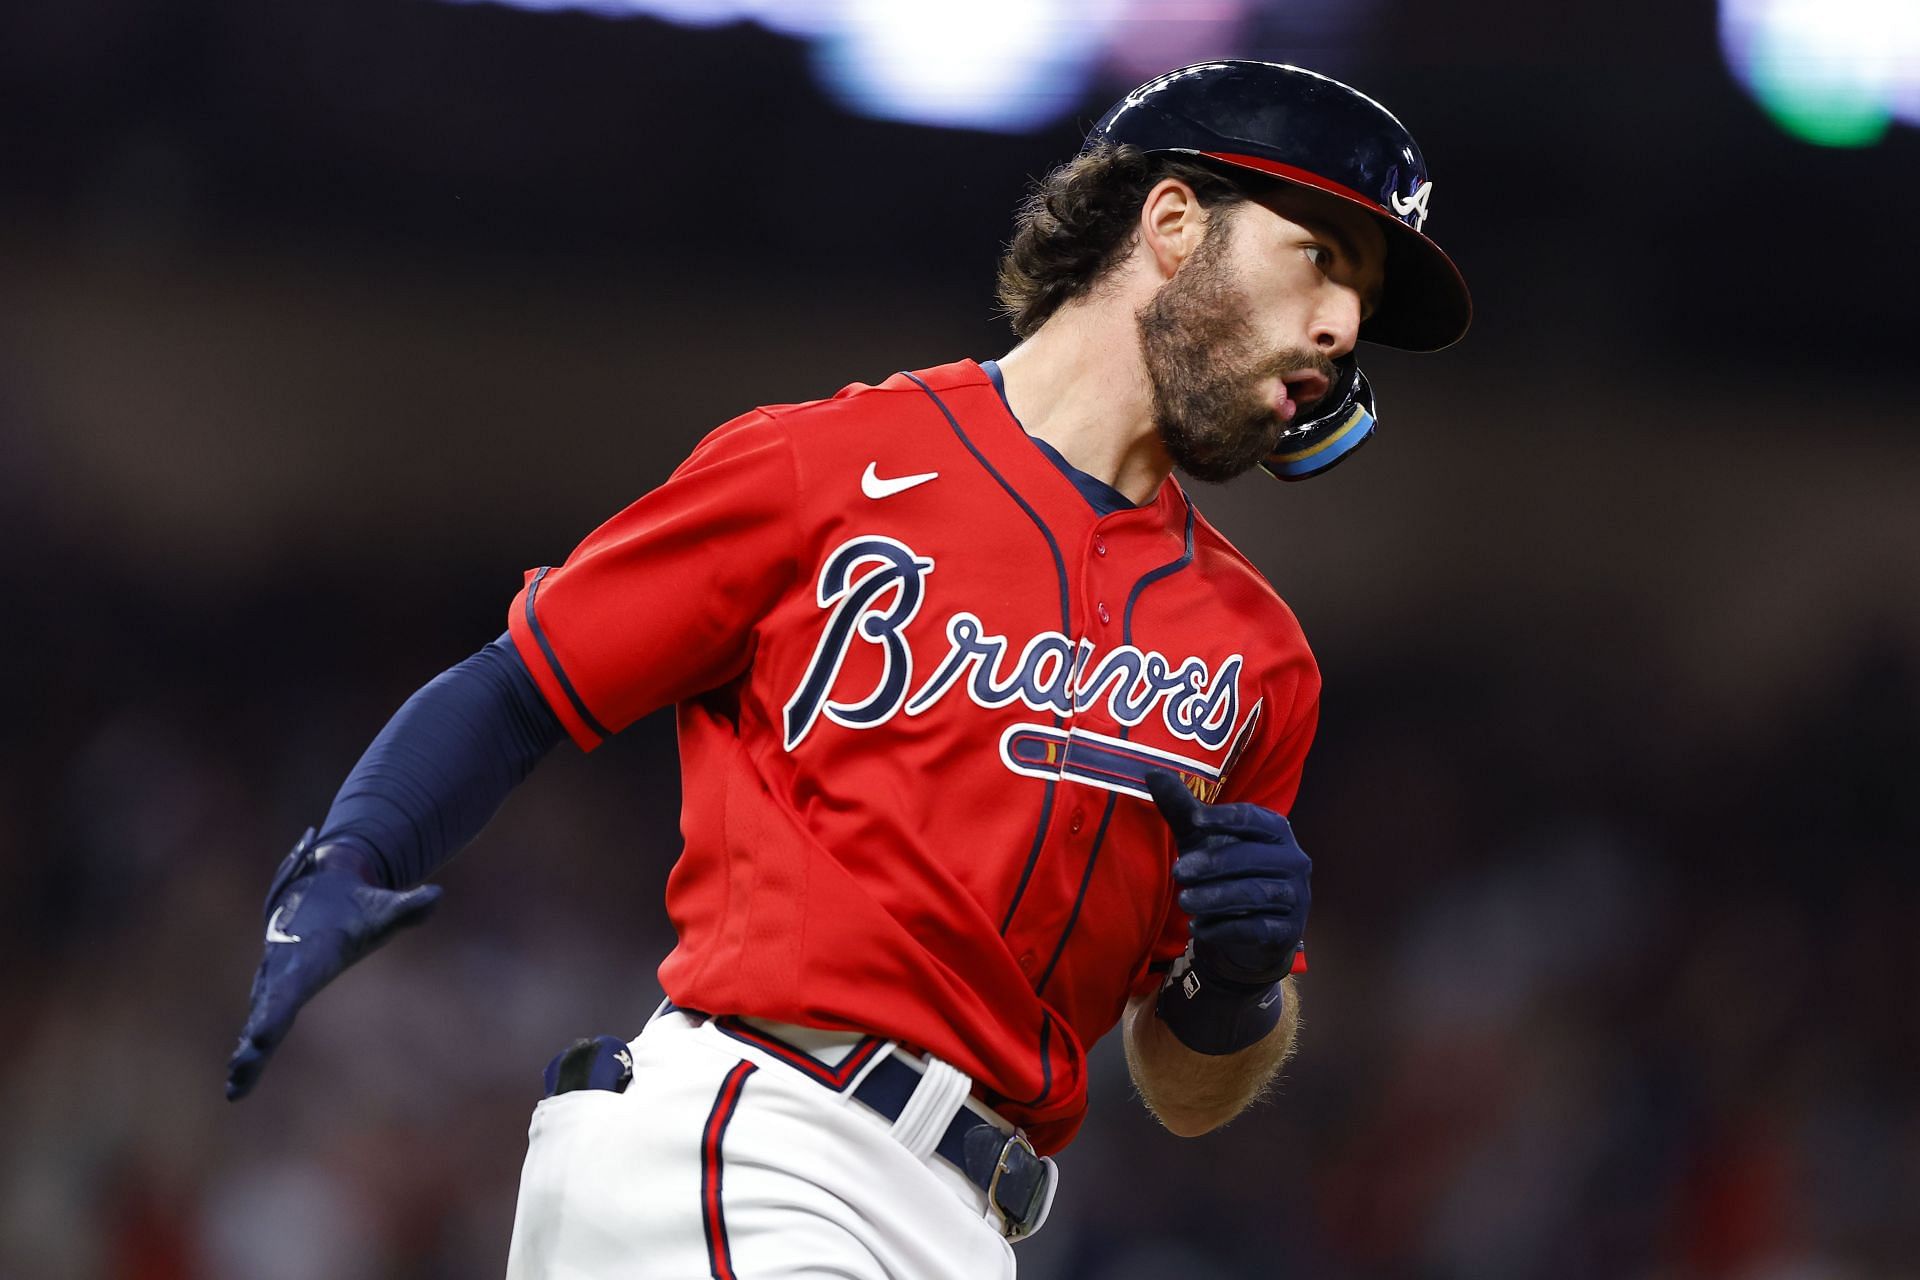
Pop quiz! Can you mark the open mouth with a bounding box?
[1282,372,1331,410]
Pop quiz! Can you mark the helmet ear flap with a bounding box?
[1258,358,1376,481]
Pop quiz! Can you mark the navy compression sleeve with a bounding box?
[315,634,565,887]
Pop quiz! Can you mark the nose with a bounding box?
[1310,287,1363,358]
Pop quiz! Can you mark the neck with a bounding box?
[994,296,1171,506]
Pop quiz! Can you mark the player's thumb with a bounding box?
[1144,769,1205,839]
[365,883,443,937]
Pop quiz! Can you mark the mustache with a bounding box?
[1251,349,1338,385]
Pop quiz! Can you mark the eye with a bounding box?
[1304,243,1333,272]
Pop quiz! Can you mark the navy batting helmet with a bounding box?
[1087,60,1471,353]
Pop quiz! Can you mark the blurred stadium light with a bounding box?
[812,0,1119,132]
[1721,0,1920,146]
[444,0,1330,132]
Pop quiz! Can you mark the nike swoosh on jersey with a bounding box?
[861,462,939,499]
[265,905,302,944]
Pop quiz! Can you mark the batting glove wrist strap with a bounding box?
[1155,945,1286,1055]
[309,835,387,887]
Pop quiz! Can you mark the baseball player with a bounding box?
[226,61,1469,1278]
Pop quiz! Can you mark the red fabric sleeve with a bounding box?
[507,410,798,750]
[1128,666,1322,997]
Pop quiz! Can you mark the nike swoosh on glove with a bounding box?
[1145,770,1311,989]
[225,829,441,1100]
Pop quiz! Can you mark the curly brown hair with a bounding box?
[995,143,1249,338]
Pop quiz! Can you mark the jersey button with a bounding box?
[1097,602,1111,625]
[1018,951,1037,975]
[1069,811,1084,834]
[1094,536,1107,557]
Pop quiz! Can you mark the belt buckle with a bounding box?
[985,1132,1048,1241]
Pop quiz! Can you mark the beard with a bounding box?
[1136,219,1335,483]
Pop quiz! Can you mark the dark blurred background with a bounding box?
[4,1,1918,1276]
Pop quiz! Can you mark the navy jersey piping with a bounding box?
[980,359,1138,517]
[1033,498,1197,998]
[998,1008,1056,1109]
[524,566,614,741]
[902,371,1072,630]
[902,370,1070,938]
[1120,498,1199,638]
[1034,793,1120,996]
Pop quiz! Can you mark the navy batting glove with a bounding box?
[225,829,442,1100]
[1144,771,1310,1054]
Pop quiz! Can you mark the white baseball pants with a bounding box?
[504,1009,1021,1279]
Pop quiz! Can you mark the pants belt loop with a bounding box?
[888,1055,971,1162]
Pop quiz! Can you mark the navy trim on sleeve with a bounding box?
[316,634,565,887]
[523,566,614,742]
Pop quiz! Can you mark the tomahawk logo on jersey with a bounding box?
[507,359,1320,1153]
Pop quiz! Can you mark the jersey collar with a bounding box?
[906,359,1188,542]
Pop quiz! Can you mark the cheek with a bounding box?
[1231,259,1318,336]
[1238,290,1315,354]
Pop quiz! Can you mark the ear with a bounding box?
[1138,178,1209,281]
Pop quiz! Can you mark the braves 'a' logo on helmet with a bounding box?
[1390,180,1434,232]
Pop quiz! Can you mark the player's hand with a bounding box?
[225,830,442,1100]
[1144,770,1310,989]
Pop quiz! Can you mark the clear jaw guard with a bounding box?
[1258,357,1377,481]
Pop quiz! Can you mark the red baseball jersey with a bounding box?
[507,359,1320,1153]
